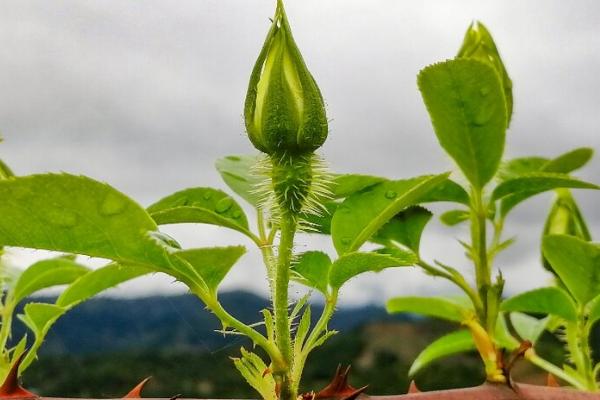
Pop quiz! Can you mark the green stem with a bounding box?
[571,306,597,391]
[290,291,339,394]
[526,351,588,390]
[304,291,338,352]
[202,295,285,368]
[273,213,296,399]
[470,188,496,333]
[257,209,277,301]
[417,260,483,316]
[0,303,14,354]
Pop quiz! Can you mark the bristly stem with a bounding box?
[273,212,297,400]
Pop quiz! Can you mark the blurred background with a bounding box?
[0,0,599,396]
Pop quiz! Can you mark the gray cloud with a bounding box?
[1,0,599,305]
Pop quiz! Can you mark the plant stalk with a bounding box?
[273,213,297,400]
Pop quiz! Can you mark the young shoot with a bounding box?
[385,21,599,386]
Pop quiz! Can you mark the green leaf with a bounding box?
[417,179,470,205]
[215,155,262,206]
[0,174,173,270]
[174,246,246,295]
[331,174,386,198]
[291,251,331,294]
[372,206,433,254]
[329,252,415,291]
[57,263,150,308]
[148,187,251,237]
[232,348,276,400]
[293,305,311,357]
[510,312,548,344]
[440,209,470,226]
[418,59,507,188]
[543,235,600,305]
[18,303,69,371]
[386,296,470,322]
[12,257,90,304]
[586,295,600,326]
[409,330,475,376]
[0,159,14,179]
[492,172,599,201]
[543,148,594,174]
[331,173,450,254]
[19,303,66,336]
[497,157,549,181]
[501,287,577,322]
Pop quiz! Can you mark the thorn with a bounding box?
[547,373,560,387]
[313,365,368,400]
[122,377,151,398]
[408,380,420,393]
[0,353,37,399]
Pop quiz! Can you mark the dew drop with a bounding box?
[149,231,181,250]
[384,190,397,199]
[215,197,233,213]
[473,108,493,126]
[47,209,78,228]
[232,210,242,219]
[479,86,491,96]
[341,237,352,245]
[100,192,127,216]
[202,192,212,201]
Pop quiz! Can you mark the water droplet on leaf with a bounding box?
[202,192,212,201]
[232,210,242,219]
[215,198,233,213]
[341,237,352,245]
[384,190,397,199]
[100,192,127,216]
[480,86,490,96]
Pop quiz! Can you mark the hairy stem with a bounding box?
[202,295,285,368]
[469,187,503,381]
[273,213,297,400]
[257,209,277,301]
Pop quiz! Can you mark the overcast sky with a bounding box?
[0,0,599,305]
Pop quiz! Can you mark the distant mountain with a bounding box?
[17,291,410,355]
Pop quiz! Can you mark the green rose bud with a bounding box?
[541,189,591,274]
[244,0,328,156]
[457,21,513,125]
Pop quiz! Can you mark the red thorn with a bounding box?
[547,373,560,387]
[122,376,152,398]
[314,365,368,400]
[408,380,421,393]
[0,353,37,399]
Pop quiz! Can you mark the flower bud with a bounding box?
[457,21,513,125]
[244,0,328,156]
[542,189,591,273]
